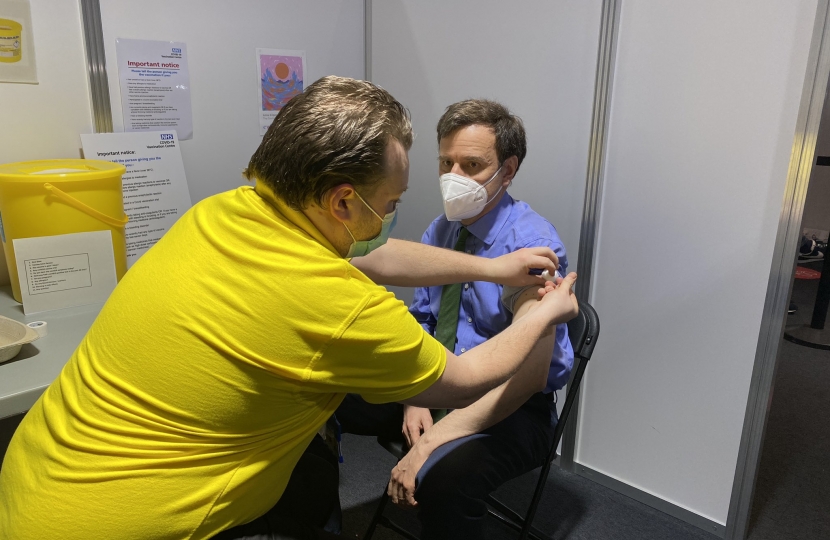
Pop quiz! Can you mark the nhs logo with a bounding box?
[172,48,181,54]
[160,133,174,140]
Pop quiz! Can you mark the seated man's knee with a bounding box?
[416,440,495,505]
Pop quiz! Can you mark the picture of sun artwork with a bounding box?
[260,54,304,111]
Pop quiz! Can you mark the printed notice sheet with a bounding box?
[0,0,37,83]
[81,131,192,267]
[116,38,193,139]
[257,49,305,135]
[14,231,117,314]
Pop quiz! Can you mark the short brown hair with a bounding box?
[436,99,527,169]
[245,76,413,209]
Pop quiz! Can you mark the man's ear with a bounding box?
[501,155,519,186]
[326,183,358,224]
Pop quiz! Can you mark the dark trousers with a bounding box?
[212,435,341,540]
[335,393,558,540]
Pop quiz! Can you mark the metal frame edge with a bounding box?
[725,1,830,538]
[560,0,621,471]
[79,0,113,133]
[364,0,372,81]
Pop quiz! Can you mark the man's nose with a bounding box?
[451,163,465,175]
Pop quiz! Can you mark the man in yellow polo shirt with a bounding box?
[0,76,577,540]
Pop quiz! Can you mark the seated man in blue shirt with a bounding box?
[336,99,573,539]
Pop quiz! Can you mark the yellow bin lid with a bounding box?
[0,159,126,183]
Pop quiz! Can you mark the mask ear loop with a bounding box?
[483,166,506,204]
[353,190,384,222]
[481,166,503,188]
[343,221,358,243]
[343,188,375,249]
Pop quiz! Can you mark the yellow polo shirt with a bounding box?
[0,183,446,539]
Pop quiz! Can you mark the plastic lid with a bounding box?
[0,159,126,183]
[31,169,88,175]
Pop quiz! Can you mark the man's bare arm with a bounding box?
[350,238,558,288]
[401,274,575,410]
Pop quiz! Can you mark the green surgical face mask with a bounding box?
[344,191,398,258]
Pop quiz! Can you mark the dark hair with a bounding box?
[244,76,413,210]
[436,99,527,169]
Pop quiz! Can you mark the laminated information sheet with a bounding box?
[81,131,192,267]
[14,231,117,314]
[116,38,193,140]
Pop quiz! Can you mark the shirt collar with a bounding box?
[466,192,515,246]
[253,180,340,257]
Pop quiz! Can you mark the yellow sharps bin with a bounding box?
[0,160,129,303]
[0,19,23,64]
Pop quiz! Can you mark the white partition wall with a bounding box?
[0,0,94,285]
[0,2,92,163]
[371,0,603,305]
[575,0,819,530]
[98,0,365,204]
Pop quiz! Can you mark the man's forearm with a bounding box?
[409,294,557,455]
[402,307,556,409]
[402,273,577,410]
[351,239,488,287]
[418,340,555,455]
[350,239,559,288]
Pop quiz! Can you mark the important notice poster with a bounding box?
[257,49,305,135]
[116,38,193,140]
[81,131,192,267]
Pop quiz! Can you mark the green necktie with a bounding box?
[431,227,469,423]
[434,227,470,350]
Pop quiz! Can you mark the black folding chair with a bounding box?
[363,300,600,540]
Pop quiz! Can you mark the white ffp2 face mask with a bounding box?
[439,167,503,221]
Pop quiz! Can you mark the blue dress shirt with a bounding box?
[410,193,574,392]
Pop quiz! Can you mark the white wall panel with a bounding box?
[99,0,365,204]
[0,0,94,285]
[576,0,818,524]
[372,0,603,305]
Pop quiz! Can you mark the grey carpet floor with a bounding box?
[337,433,717,540]
[747,264,830,540]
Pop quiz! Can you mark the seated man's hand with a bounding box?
[388,443,430,508]
[537,272,579,324]
[489,247,559,287]
[402,405,433,447]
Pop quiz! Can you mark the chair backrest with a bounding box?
[545,299,600,464]
[567,300,600,362]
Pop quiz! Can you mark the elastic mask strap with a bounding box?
[353,190,383,222]
[343,189,379,244]
[483,166,505,203]
[481,166,503,189]
[343,222,357,242]
[487,181,505,204]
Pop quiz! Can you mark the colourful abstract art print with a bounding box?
[260,53,304,111]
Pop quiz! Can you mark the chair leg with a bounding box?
[487,496,554,540]
[378,515,421,540]
[363,486,391,540]
[487,495,527,527]
[518,459,554,540]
